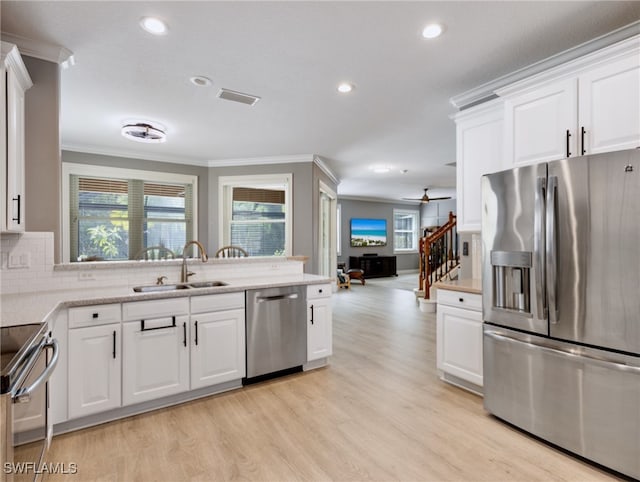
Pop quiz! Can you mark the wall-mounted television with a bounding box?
[350,218,387,247]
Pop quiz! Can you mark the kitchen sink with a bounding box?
[132,280,228,293]
[132,284,191,293]
[187,281,228,288]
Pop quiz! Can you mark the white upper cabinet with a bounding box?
[453,99,504,232]
[500,36,640,168]
[578,52,640,155]
[503,78,578,167]
[1,42,32,233]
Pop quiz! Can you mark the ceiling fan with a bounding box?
[402,188,451,204]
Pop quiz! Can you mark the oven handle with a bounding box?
[13,339,59,404]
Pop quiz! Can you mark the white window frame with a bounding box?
[62,163,198,263]
[393,209,420,254]
[218,173,293,256]
[336,203,342,256]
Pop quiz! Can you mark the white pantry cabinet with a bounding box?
[68,323,121,419]
[501,37,640,167]
[307,284,332,361]
[1,42,32,233]
[122,298,190,406]
[453,99,504,232]
[436,289,483,392]
[190,293,245,389]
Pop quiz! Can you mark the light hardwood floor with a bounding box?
[44,281,619,481]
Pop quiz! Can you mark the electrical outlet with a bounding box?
[8,252,31,269]
[78,272,97,281]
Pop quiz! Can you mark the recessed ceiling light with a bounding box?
[422,23,444,39]
[337,82,354,94]
[190,76,212,87]
[140,17,168,35]
[121,122,166,143]
[373,166,391,174]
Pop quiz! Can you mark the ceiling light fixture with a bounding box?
[337,82,354,94]
[190,76,212,87]
[140,17,168,35]
[373,166,391,174]
[121,122,166,143]
[422,23,444,39]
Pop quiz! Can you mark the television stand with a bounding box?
[349,256,397,278]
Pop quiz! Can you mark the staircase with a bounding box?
[418,212,459,301]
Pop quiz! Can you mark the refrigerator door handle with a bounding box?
[484,330,640,374]
[546,175,558,323]
[534,176,547,319]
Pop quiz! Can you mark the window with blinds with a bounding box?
[230,187,285,256]
[69,175,193,261]
[393,209,419,253]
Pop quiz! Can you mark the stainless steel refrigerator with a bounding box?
[481,148,640,479]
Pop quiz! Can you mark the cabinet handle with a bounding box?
[183,322,187,347]
[92,313,99,319]
[310,304,314,325]
[112,330,116,359]
[459,298,464,303]
[140,316,176,332]
[565,129,572,158]
[12,195,21,224]
[194,320,198,346]
[581,126,586,155]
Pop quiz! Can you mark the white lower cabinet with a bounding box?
[122,315,190,406]
[436,289,483,391]
[190,309,245,389]
[307,284,332,361]
[190,292,246,389]
[68,323,121,419]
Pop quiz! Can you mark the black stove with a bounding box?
[0,323,48,394]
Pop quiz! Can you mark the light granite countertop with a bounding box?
[1,274,331,328]
[433,278,482,295]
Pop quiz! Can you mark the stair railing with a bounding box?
[419,212,459,299]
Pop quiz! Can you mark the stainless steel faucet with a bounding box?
[180,240,208,283]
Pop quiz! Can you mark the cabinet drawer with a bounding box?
[437,289,482,312]
[190,292,245,314]
[68,303,121,328]
[123,297,189,321]
[307,284,331,300]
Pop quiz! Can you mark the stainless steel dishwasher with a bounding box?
[245,285,307,380]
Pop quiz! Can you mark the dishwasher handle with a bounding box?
[256,293,299,302]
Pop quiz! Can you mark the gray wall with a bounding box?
[338,198,420,271]
[420,199,456,229]
[24,57,61,261]
[62,151,210,248]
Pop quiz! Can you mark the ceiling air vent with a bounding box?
[217,88,261,106]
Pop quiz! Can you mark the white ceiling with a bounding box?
[2,1,639,203]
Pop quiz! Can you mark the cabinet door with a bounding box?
[68,324,121,419]
[504,78,578,167]
[455,102,503,232]
[579,53,640,155]
[307,298,332,361]
[5,62,26,232]
[436,305,483,386]
[190,309,245,389]
[122,316,189,405]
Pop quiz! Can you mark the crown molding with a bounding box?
[1,42,33,90]
[1,32,75,68]
[61,144,210,167]
[207,154,314,168]
[313,156,340,185]
[337,195,433,205]
[450,20,640,110]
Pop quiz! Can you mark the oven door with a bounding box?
[11,337,58,481]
